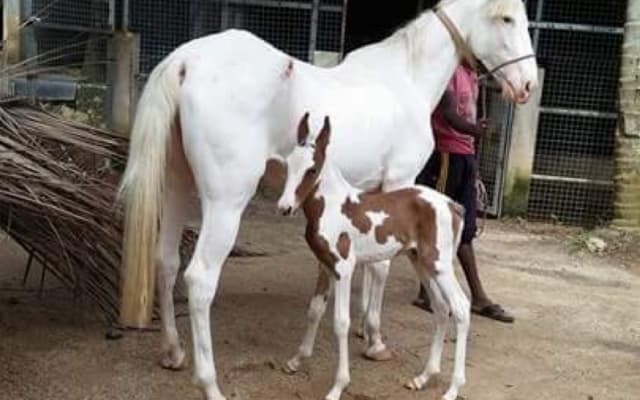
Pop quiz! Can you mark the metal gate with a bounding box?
[524,0,627,226]
[477,83,513,216]
[126,0,347,76]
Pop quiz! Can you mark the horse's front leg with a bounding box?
[325,260,354,400]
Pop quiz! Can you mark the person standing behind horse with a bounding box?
[414,62,514,323]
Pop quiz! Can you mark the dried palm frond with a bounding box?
[0,98,128,321]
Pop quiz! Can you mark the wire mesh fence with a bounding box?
[26,0,115,32]
[525,0,626,226]
[128,0,346,75]
[19,0,115,84]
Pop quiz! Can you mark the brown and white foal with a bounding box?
[277,114,471,400]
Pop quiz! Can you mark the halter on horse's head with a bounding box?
[435,0,538,104]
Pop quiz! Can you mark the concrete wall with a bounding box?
[614,0,640,230]
[106,32,140,137]
[1,0,21,96]
[503,69,545,216]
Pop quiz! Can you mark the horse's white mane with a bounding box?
[385,0,525,76]
[386,12,431,77]
[435,0,523,18]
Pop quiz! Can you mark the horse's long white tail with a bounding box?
[119,57,184,327]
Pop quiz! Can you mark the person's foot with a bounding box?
[472,303,514,323]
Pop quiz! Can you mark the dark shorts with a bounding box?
[416,152,478,244]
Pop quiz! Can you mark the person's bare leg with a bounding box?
[458,242,514,323]
[457,242,490,307]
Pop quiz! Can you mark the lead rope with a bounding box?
[475,81,489,237]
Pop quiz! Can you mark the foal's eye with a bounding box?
[308,167,318,174]
[502,16,514,24]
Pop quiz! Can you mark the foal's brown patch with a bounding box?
[303,195,340,279]
[295,116,332,205]
[314,266,332,296]
[337,232,351,259]
[341,197,373,234]
[341,189,440,272]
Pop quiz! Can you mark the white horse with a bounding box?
[119,1,537,399]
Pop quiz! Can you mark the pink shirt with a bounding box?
[431,65,479,155]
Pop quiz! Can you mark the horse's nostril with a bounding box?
[525,81,532,93]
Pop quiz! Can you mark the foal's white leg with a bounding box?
[356,265,372,340]
[326,261,354,400]
[363,260,392,361]
[284,267,333,374]
[157,187,188,370]
[405,278,449,391]
[435,272,470,400]
[184,200,252,400]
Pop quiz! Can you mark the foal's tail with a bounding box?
[119,56,184,327]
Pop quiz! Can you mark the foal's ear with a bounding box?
[297,112,310,145]
[316,116,331,155]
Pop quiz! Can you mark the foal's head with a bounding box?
[277,113,331,216]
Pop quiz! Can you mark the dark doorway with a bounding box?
[343,0,440,54]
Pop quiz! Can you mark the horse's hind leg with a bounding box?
[284,266,333,374]
[185,197,254,400]
[157,185,189,370]
[182,154,264,400]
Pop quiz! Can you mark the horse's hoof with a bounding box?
[159,351,187,371]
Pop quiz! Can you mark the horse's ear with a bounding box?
[316,116,331,156]
[297,112,310,145]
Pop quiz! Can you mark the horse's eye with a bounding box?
[502,16,514,24]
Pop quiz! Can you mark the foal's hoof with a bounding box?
[282,359,300,375]
[159,351,187,371]
[404,376,427,391]
[364,346,393,362]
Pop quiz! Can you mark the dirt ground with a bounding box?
[1,198,639,400]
